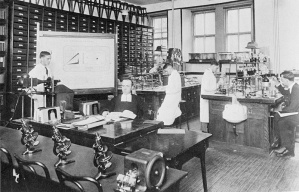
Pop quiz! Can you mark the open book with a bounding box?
[106,110,137,121]
[277,111,298,117]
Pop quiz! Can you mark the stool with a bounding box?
[178,100,189,130]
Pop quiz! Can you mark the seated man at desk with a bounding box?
[103,79,144,119]
[272,70,299,157]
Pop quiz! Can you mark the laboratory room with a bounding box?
[1,0,299,191]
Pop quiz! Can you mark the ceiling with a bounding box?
[124,0,172,6]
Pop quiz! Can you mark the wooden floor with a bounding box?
[179,117,299,192]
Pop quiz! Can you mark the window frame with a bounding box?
[151,16,168,50]
[225,6,253,52]
[193,10,216,53]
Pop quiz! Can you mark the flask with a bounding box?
[262,75,270,97]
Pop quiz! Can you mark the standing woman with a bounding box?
[200,62,220,132]
[157,63,182,125]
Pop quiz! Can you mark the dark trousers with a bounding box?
[273,113,299,155]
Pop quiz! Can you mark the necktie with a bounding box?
[45,67,48,76]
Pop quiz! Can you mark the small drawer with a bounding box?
[69,26,79,31]
[56,24,67,31]
[99,20,106,25]
[56,12,67,19]
[142,28,148,32]
[79,22,88,27]
[29,25,41,31]
[12,67,27,73]
[56,18,67,24]
[90,29,97,33]
[90,18,98,24]
[44,9,55,17]
[99,26,105,30]
[79,27,88,32]
[13,55,26,61]
[29,31,37,37]
[68,14,79,21]
[123,24,129,29]
[13,42,27,48]
[90,24,97,29]
[43,22,55,28]
[68,20,78,26]
[136,27,142,31]
[14,17,27,24]
[29,13,43,20]
[44,16,55,22]
[123,41,128,45]
[130,46,135,50]
[29,37,37,44]
[13,36,27,42]
[79,16,89,22]
[30,7,43,15]
[12,61,27,67]
[29,19,41,26]
[136,31,142,35]
[29,43,37,49]
[107,21,114,26]
[43,27,54,31]
[13,48,27,55]
[28,49,37,55]
[14,4,28,12]
[98,29,106,33]
[13,29,28,36]
[13,23,28,30]
[28,55,37,61]
[12,74,23,80]
[130,25,135,30]
[28,60,36,67]
[14,10,28,18]
[130,54,135,58]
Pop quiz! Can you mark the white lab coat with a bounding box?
[200,68,217,123]
[28,64,51,119]
[157,70,182,125]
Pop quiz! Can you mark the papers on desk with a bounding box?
[106,110,136,121]
[71,115,106,130]
[157,128,186,134]
[277,111,298,117]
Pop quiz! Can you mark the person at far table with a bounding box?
[200,62,222,132]
[103,79,144,119]
[271,70,299,157]
[156,63,182,126]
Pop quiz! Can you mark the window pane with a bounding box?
[162,32,167,38]
[162,18,167,28]
[239,34,251,52]
[205,12,215,35]
[154,40,161,51]
[161,40,167,50]
[227,35,238,52]
[205,37,215,53]
[153,18,161,29]
[194,14,204,35]
[154,33,161,38]
[239,8,251,32]
[227,9,238,33]
[194,37,204,53]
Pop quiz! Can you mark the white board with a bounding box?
[37,31,116,92]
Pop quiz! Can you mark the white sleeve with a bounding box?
[202,70,217,92]
[166,72,181,94]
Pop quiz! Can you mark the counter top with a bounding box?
[134,84,200,94]
[201,93,284,105]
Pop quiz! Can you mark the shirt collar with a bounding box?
[289,82,295,94]
[121,93,132,102]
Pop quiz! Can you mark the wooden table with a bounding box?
[115,130,212,192]
[10,119,163,151]
[201,93,284,152]
[0,126,187,192]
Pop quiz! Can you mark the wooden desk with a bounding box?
[201,93,284,152]
[10,119,163,151]
[115,130,212,192]
[0,126,187,192]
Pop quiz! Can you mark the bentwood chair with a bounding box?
[1,147,14,192]
[55,167,103,192]
[14,154,51,192]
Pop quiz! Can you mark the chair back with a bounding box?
[1,147,13,173]
[1,148,14,192]
[14,154,51,192]
[55,167,103,192]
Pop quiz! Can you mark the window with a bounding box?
[193,12,215,53]
[152,16,168,50]
[226,7,252,52]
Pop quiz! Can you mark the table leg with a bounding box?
[197,144,208,192]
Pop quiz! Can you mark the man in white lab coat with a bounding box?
[28,51,52,120]
[200,62,220,132]
[157,63,182,125]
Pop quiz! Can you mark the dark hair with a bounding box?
[163,63,173,70]
[280,70,294,81]
[210,61,219,66]
[122,78,133,85]
[40,51,51,58]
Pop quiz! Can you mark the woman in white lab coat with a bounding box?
[157,63,182,125]
[200,62,220,132]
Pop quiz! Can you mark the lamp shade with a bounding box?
[245,41,259,49]
[122,9,129,16]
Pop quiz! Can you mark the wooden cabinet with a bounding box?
[137,85,200,122]
[0,1,8,125]
[206,96,280,151]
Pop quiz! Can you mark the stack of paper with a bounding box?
[157,128,186,134]
[72,115,106,130]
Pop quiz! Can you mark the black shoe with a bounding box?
[274,147,286,154]
[276,149,295,157]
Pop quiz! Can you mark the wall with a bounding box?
[146,0,299,73]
